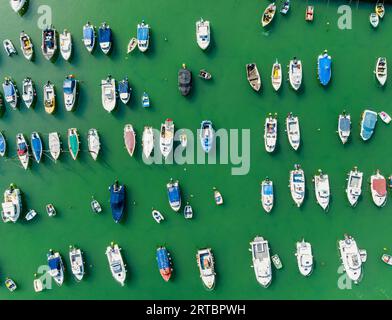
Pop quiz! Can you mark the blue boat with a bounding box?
[0,132,6,157]
[47,250,64,286]
[317,50,332,86]
[83,22,95,53]
[156,247,172,282]
[109,180,125,223]
[118,78,131,104]
[2,78,18,109]
[31,132,42,163]
[360,109,378,141]
[167,179,181,212]
[137,21,150,52]
[142,92,150,108]
[200,120,214,153]
[98,22,112,55]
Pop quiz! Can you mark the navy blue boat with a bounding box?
[98,22,112,55]
[317,50,332,86]
[167,179,181,212]
[109,180,125,223]
[156,247,172,282]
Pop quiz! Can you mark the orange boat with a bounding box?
[156,247,172,282]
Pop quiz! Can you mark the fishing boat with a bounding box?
[19,31,33,60]
[43,81,55,114]
[142,92,150,108]
[375,57,387,86]
[271,60,282,91]
[289,164,305,207]
[167,179,181,212]
[0,132,6,157]
[160,119,174,158]
[31,132,42,163]
[16,133,29,169]
[101,76,116,112]
[261,178,274,213]
[195,18,210,50]
[280,0,290,14]
[3,77,18,109]
[360,109,378,141]
[196,248,215,290]
[338,234,364,284]
[214,188,223,205]
[47,250,64,286]
[33,277,43,292]
[288,58,302,91]
[67,128,79,160]
[246,63,261,91]
[41,26,57,60]
[137,20,150,52]
[200,120,214,153]
[127,37,137,54]
[317,50,332,86]
[142,126,154,159]
[370,170,387,207]
[63,75,77,111]
[124,124,136,157]
[22,77,35,108]
[156,247,172,282]
[98,22,112,54]
[199,69,212,80]
[184,202,193,219]
[25,209,37,221]
[271,254,283,270]
[83,22,95,53]
[109,181,125,223]
[379,111,391,124]
[87,128,100,160]
[1,184,21,223]
[5,278,17,292]
[3,39,16,56]
[10,0,26,13]
[314,170,330,211]
[305,6,314,21]
[376,2,385,18]
[91,198,102,213]
[370,13,379,28]
[286,112,300,151]
[178,64,192,96]
[180,130,187,147]
[59,29,72,61]
[118,78,131,105]
[48,132,61,161]
[46,203,56,217]
[382,254,392,266]
[261,2,277,27]
[249,236,272,288]
[346,167,363,207]
[295,239,313,277]
[338,112,351,144]
[69,246,84,282]
[105,242,126,286]
[264,114,277,153]
[152,209,164,223]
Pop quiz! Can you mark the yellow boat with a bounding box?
[44,81,55,114]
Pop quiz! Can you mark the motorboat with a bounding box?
[63,75,77,111]
[124,124,136,157]
[338,234,364,284]
[280,0,290,14]
[160,119,174,158]
[167,179,181,212]
[22,77,35,108]
[16,133,29,169]
[137,20,150,52]
[1,184,21,223]
[195,18,210,50]
[178,64,192,96]
[288,58,302,91]
[109,181,125,223]
[101,75,116,112]
[249,236,272,288]
[295,239,313,277]
[338,112,351,144]
[261,178,273,213]
[317,50,332,86]
[370,170,387,207]
[47,250,64,286]
[156,247,172,282]
[69,246,84,282]
[286,112,300,150]
[289,164,305,207]
[91,198,102,214]
[59,29,72,61]
[87,128,100,160]
[184,202,193,219]
[200,120,213,153]
[346,167,363,207]
[3,77,18,109]
[142,126,154,159]
[118,78,131,104]
[105,242,126,286]
[314,170,330,211]
[127,37,137,54]
[305,6,314,21]
[375,57,387,86]
[83,22,95,53]
[196,248,215,290]
[19,31,33,60]
[98,22,112,54]
[43,81,55,114]
[41,26,57,60]
[264,114,277,153]
[0,132,6,157]
[142,92,150,107]
[271,60,282,91]
[360,109,378,141]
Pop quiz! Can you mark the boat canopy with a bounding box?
[48,257,60,270]
[63,79,75,94]
[84,26,94,40]
[17,142,27,153]
[99,27,111,42]
[44,30,54,48]
[318,55,331,85]
[339,117,350,131]
[363,112,377,130]
[168,186,180,203]
[373,178,386,196]
[137,26,149,41]
[3,84,15,97]
[157,248,170,270]
[293,173,304,183]
[263,184,273,195]
[118,81,128,93]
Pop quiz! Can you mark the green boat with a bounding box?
[68,128,79,160]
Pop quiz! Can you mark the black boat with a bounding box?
[178,64,192,96]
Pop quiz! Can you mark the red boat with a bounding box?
[156,247,172,282]
[124,124,136,157]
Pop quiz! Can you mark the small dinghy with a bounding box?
[199,69,212,80]
[127,37,137,54]
[10,0,26,13]
[43,81,55,114]
[289,58,302,91]
[67,128,79,160]
[98,22,112,55]
[0,132,6,157]
[46,204,56,217]
[180,130,187,147]
[19,31,33,60]
[305,6,314,21]
[83,22,95,53]
[261,2,277,27]
[31,132,42,163]
[3,77,18,109]
[142,126,154,159]
[109,181,125,223]
[338,112,351,144]
[317,50,332,86]
[246,63,261,91]
[249,236,272,288]
[370,13,379,28]
[213,188,223,205]
[314,170,330,211]
[152,209,165,223]
[280,0,290,15]
[69,246,84,282]
[118,78,131,104]
[91,198,102,214]
[101,75,116,112]
[196,248,216,290]
[178,64,192,96]
[63,75,77,111]
[41,26,57,60]
[33,278,43,292]
[375,57,387,86]
[25,209,37,221]
[1,184,22,223]
[142,92,150,108]
[346,167,363,207]
[59,29,72,61]
[160,119,174,159]
[264,114,277,153]
[271,254,283,270]
[200,120,214,153]
[289,164,305,207]
[48,132,61,161]
[376,2,385,19]
[184,202,193,219]
[124,124,136,157]
[379,111,391,124]
[22,77,35,108]
[370,170,387,207]
[339,234,364,284]
[87,128,100,160]
[195,18,210,50]
[156,247,172,282]
[47,250,64,286]
[261,178,274,213]
[382,254,392,266]
[360,109,378,141]
[286,112,300,151]
[5,278,17,292]
[105,242,126,286]
[137,20,150,52]
[16,133,29,169]
[167,179,181,212]
[271,60,282,91]
[3,39,16,56]
[295,239,313,277]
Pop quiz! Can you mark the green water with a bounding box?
[0,0,392,300]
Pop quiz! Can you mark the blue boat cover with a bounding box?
[137,26,149,41]
[293,173,303,183]
[339,117,350,131]
[118,80,128,94]
[263,184,273,195]
[3,84,15,97]
[157,248,170,270]
[98,26,112,43]
[18,141,27,151]
[318,54,332,86]
[362,111,377,139]
[168,185,180,203]
[44,30,54,49]
[48,257,60,270]
[63,78,75,94]
[83,26,94,41]
[142,93,150,107]
[110,184,125,222]
[0,136,5,154]
[31,136,42,160]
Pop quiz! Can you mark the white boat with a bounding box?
[376,2,385,18]
[127,37,137,54]
[338,234,364,284]
[83,22,95,53]
[271,60,282,91]
[346,167,363,207]
[87,128,100,161]
[261,3,277,27]
[101,76,116,112]
[59,29,72,61]
[105,243,126,286]
[264,114,277,153]
[91,198,102,213]
[10,0,26,13]
[289,164,305,207]
[370,12,379,28]
[152,209,164,223]
[314,170,330,211]
[3,77,18,109]
[370,170,387,207]
[48,132,61,161]
[295,239,313,277]
[196,248,216,290]
[338,112,351,144]
[142,126,154,159]
[184,203,193,219]
[3,39,16,56]
[43,81,55,114]
[286,112,300,151]
[33,278,43,292]
[249,236,272,288]
[25,209,37,221]
[379,111,391,124]
[69,246,84,282]
[261,179,273,213]
[288,58,302,91]
[124,124,136,157]
[22,77,35,108]
[195,18,210,50]
[137,21,150,52]
[47,250,64,286]
[19,31,33,60]
[63,75,77,111]
[1,184,21,223]
[375,57,387,86]
[16,133,29,169]
[160,119,174,159]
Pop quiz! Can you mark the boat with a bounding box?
[389,175,392,189]
[98,22,112,54]
[379,111,391,124]
[314,170,330,211]
[286,112,300,150]
[370,12,379,28]
[137,20,150,52]
[87,128,100,160]
[338,112,351,144]
[271,254,282,270]
[288,58,302,91]
[375,57,387,86]
[19,31,33,60]
[178,64,192,96]
[59,29,72,61]
[10,0,26,13]
[167,179,181,212]
[3,77,18,109]
[109,181,125,223]
[317,50,332,86]
[199,69,212,80]
[105,242,126,286]
[200,120,214,153]
[127,37,137,54]
[338,234,364,284]
[289,164,305,207]
[152,209,164,223]
[261,178,274,213]
[41,26,57,60]
[33,278,43,292]
[63,75,77,111]
[382,254,392,266]
[346,167,363,207]
[160,119,174,158]
[48,132,61,161]
[25,209,37,221]
[271,60,282,91]
[0,94,3,113]
[246,63,261,91]
[195,18,210,50]
[142,92,150,107]
[180,130,187,147]
[67,128,79,160]
[22,77,35,108]
[101,76,116,112]
[261,2,277,27]
[31,132,42,163]
[69,246,84,282]
[3,39,16,56]
[91,198,102,214]
[376,2,385,18]
[370,170,387,207]
[264,114,277,153]
[124,124,136,157]
[83,22,95,53]
[46,203,56,217]
[360,109,378,141]
[0,132,6,157]
[142,126,154,159]
[156,247,172,282]
[214,188,223,205]
[1,184,22,223]
[47,250,64,286]
[184,202,193,219]
[305,6,314,21]
[5,278,17,292]
[118,78,131,104]
[295,239,313,277]
[196,248,216,290]
[249,236,272,288]
[16,133,29,169]
[280,0,290,14]
[43,81,55,114]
